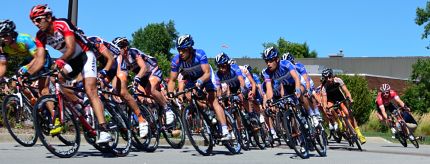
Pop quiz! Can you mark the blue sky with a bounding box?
[3,0,429,58]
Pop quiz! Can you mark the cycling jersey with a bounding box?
[35,18,96,78]
[215,64,243,92]
[376,90,399,107]
[262,60,306,95]
[122,48,158,74]
[1,33,52,71]
[262,80,282,99]
[2,33,37,57]
[35,18,90,59]
[87,36,120,78]
[294,62,315,90]
[171,49,216,91]
[321,77,346,102]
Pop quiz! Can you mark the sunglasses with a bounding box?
[32,16,46,23]
[264,58,277,63]
[0,33,12,38]
[217,63,229,68]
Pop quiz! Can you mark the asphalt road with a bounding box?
[0,135,429,164]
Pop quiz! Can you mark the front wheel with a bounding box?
[223,111,242,154]
[163,106,185,149]
[182,106,213,156]
[33,95,80,158]
[2,95,37,147]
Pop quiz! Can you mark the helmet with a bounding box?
[262,47,279,60]
[321,68,333,78]
[0,19,16,35]
[112,37,129,48]
[176,34,194,50]
[244,64,252,72]
[228,59,236,65]
[29,4,52,20]
[380,83,391,93]
[282,52,295,64]
[215,52,230,65]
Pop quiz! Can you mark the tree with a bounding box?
[416,1,430,48]
[263,37,318,58]
[131,20,178,77]
[402,58,430,114]
[338,74,373,125]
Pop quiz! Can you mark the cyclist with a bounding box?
[260,71,282,139]
[261,47,310,140]
[376,83,418,140]
[29,4,111,143]
[167,34,231,140]
[320,68,366,144]
[0,19,51,95]
[242,65,267,124]
[282,52,322,126]
[112,37,174,134]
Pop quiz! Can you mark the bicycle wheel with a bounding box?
[81,101,111,153]
[2,95,37,147]
[401,122,419,148]
[33,95,80,158]
[131,104,159,152]
[397,131,408,147]
[236,111,250,151]
[104,101,132,157]
[223,111,242,154]
[252,114,266,150]
[162,105,185,149]
[312,126,328,157]
[182,106,213,156]
[343,117,362,151]
[284,110,309,159]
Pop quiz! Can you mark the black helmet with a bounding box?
[112,37,129,48]
[0,19,16,35]
[215,52,230,65]
[321,68,333,78]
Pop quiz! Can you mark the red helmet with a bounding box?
[29,4,52,20]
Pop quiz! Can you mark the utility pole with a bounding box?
[68,0,78,26]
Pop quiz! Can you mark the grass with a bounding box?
[363,131,430,145]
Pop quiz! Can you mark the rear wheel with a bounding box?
[163,106,186,149]
[2,95,37,147]
[223,111,242,154]
[312,126,328,157]
[131,104,159,152]
[284,111,309,159]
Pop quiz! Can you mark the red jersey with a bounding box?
[35,18,90,59]
[376,90,399,106]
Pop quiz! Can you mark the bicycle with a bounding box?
[130,84,185,151]
[175,86,241,156]
[387,106,419,148]
[269,95,310,159]
[326,98,362,151]
[33,69,131,158]
[2,74,40,147]
[219,92,266,150]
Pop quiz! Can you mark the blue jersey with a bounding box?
[171,49,209,82]
[262,60,299,86]
[215,64,243,89]
[262,80,282,98]
[245,73,261,89]
[294,62,314,89]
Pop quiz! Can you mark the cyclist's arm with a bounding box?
[265,81,274,100]
[290,69,301,96]
[378,104,388,120]
[59,35,76,61]
[340,84,352,101]
[28,48,46,74]
[99,45,114,72]
[246,73,257,96]
[135,55,147,78]
[0,57,6,77]
[394,96,406,108]
[303,73,311,92]
[198,63,211,83]
[168,71,178,93]
[321,87,328,110]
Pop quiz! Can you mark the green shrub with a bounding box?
[338,74,373,125]
[416,113,430,136]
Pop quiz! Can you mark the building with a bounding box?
[232,56,430,94]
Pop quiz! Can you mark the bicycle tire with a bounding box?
[182,106,213,156]
[33,95,81,158]
[105,101,132,157]
[162,106,186,149]
[284,110,309,159]
[223,111,242,154]
[312,126,328,157]
[236,111,250,151]
[2,95,37,147]
[131,104,159,152]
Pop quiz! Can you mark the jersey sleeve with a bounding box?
[262,69,271,82]
[253,74,261,84]
[34,32,46,48]
[198,52,208,64]
[170,54,180,72]
[296,63,307,75]
[23,35,37,56]
[334,77,345,86]
[376,92,383,106]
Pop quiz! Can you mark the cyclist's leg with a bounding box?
[341,102,365,143]
[205,81,229,138]
[327,101,340,130]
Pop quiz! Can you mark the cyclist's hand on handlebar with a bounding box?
[167,92,175,99]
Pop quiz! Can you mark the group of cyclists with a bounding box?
[0,4,420,158]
